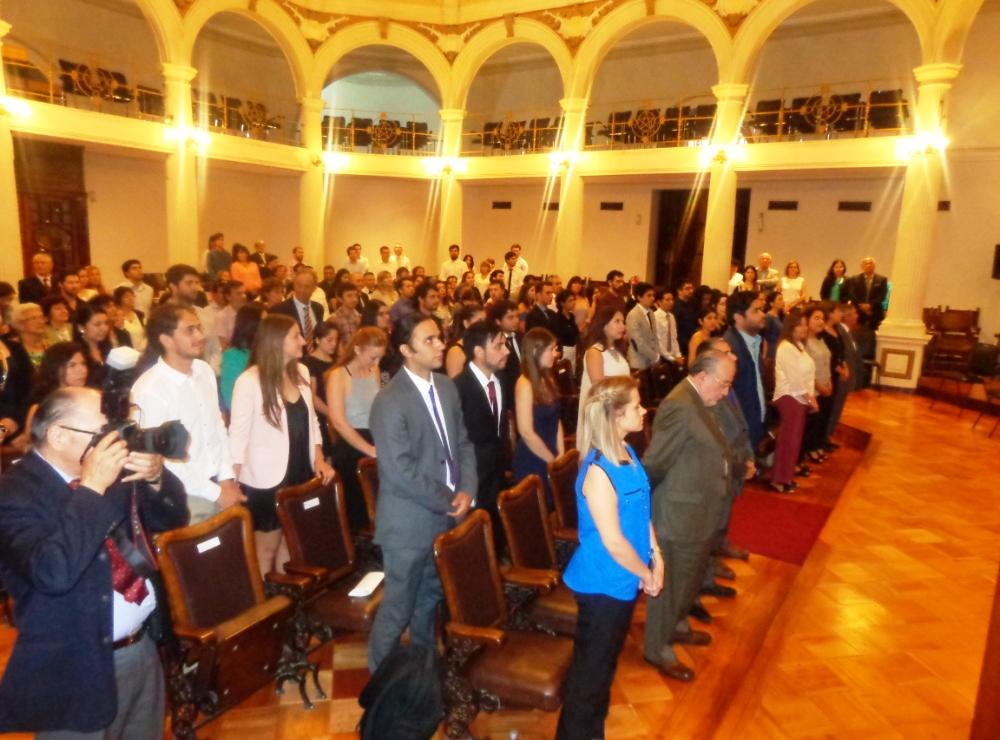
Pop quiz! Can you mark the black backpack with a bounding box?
[358,644,444,740]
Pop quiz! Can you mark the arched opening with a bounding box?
[2,0,164,118]
[745,0,922,142]
[462,42,565,155]
[588,21,720,149]
[191,12,301,144]
[321,45,443,155]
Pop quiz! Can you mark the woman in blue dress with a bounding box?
[556,375,663,740]
[512,327,563,508]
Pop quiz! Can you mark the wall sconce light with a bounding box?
[0,95,31,119]
[421,156,468,176]
[548,150,581,171]
[318,151,350,172]
[697,140,747,168]
[896,129,949,159]
[165,125,210,152]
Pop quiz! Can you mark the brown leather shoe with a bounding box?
[714,543,750,561]
[645,657,695,682]
[671,629,712,646]
[714,562,736,581]
[701,582,737,599]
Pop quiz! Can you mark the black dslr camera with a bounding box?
[100,347,189,458]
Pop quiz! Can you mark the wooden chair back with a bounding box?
[547,450,580,533]
[433,510,507,629]
[498,475,557,571]
[356,457,379,525]
[276,474,355,582]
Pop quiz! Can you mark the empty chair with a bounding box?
[137,85,164,118]
[831,92,863,134]
[498,476,578,636]
[524,117,550,150]
[276,475,382,638]
[547,449,580,553]
[352,118,373,148]
[481,120,501,151]
[751,99,783,138]
[433,510,573,736]
[658,107,681,145]
[786,96,816,136]
[867,89,907,131]
[413,121,431,150]
[538,116,562,148]
[647,361,681,406]
[156,507,310,737]
[602,110,632,146]
[682,104,716,141]
[553,358,579,436]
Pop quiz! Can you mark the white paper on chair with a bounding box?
[349,571,384,598]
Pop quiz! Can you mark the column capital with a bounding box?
[711,83,749,103]
[161,63,198,85]
[299,95,325,113]
[913,63,962,87]
[439,108,465,124]
[559,97,589,114]
[0,21,12,39]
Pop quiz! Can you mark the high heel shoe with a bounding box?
[795,464,811,477]
[769,481,798,493]
[808,450,827,464]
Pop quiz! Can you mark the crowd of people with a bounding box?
[0,238,890,738]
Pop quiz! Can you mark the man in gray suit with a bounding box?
[642,350,738,682]
[368,313,478,672]
[626,282,661,371]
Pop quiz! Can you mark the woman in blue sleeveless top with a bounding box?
[556,376,663,740]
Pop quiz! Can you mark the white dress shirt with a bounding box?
[391,254,412,269]
[503,264,526,298]
[403,367,455,491]
[654,307,681,360]
[194,305,222,374]
[468,361,503,434]
[774,341,816,403]
[440,258,467,282]
[131,357,234,503]
[344,256,370,273]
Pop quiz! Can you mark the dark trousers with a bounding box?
[556,592,636,740]
[330,430,373,531]
[772,395,807,485]
[645,535,713,665]
[803,394,833,455]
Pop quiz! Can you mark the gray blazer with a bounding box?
[626,304,660,370]
[837,324,863,392]
[642,380,737,544]
[369,369,478,550]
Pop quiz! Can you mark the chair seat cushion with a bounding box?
[307,573,382,633]
[465,630,572,712]
[527,583,578,636]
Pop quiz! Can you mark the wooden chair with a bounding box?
[547,450,580,567]
[433,510,573,737]
[355,456,379,537]
[156,507,312,738]
[647,360,681,406]
[972,376,1000,438]
[554,357,580,436]
[276,475,382,640]
[497,476,578,636]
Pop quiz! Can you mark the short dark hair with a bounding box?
[40,294,69,318]
[727,289,759,324]
[165,264,199,287]
[223,280,244,298]
[504,251,516,262]
[395,276,414,292]
[230,303,266,351]
[208,232,223,246]
[337,281,359,298]
[676,279,694,292]
[486,299,517,323]
[606,270,624,282]
[261,277,284,295]
[140,301,197,362]
[121,259,140,276]
[634,282,654,298]
[415,281,437,302]
[654,286,673,301]
[448,244,460,252]
[462,320,503,363]
[112,285,135,305]
[392,312,438,353]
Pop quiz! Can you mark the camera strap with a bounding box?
[110,486,158,580]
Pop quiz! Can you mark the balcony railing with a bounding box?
[1,44,301,145]
[461,112,563,155]
[321,109,439,155]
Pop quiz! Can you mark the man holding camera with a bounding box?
[0,386,188,737]
[132,303,245,523]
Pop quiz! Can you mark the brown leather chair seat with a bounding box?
[526,582,578,636]
[466,630,573,712]
[305,572,381,633]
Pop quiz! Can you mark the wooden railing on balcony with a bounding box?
[320,109,439,154]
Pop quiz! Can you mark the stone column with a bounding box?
[702,83,748,290]
[876,63,961,389]
[298,95,326,269]
[0,20,24,280]
[162,62,201,269]
[437,108,464,253]
[554,97,588,276]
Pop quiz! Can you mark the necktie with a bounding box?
[647,309,656,335]
[69,480,149,605]
[42,276,49,289]
[507,334,519,360]
[302,305,314,344]
[427,385,458,487]
[486,379,499,432]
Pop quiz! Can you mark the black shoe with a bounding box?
[714,543,750,561]
[714,562,736,581]
[795,464,811,478]
[689,601,712,624]
[769,481,798,494]
[824,441,841,451]
[644,657,695,682]
[700,582,737,599]
[672,629,712,646]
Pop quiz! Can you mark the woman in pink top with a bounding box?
[230,243,263,296]
[229,314,334,575]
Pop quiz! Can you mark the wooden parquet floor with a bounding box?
[0,391,996,739]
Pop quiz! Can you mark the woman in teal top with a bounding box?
[557,376,663,740]
[820,258,847,301]
[220,304,265,411]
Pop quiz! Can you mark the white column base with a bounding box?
[875,319,929,389]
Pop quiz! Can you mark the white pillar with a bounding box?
[298,95,326,269]
[555,97,588,276]
[0,20,24,281]
[876,63,961,389]
[702,83,748,290]
[162,62,201,269]
[437,108,464,254]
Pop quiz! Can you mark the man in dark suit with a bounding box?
[18,251,58,305]
[453,320,511,542]
[673,280,698,357]
[270,268,324,348]
[845,256,888,330]
[642,350,738,682]
[0,386,188,736]
[487,299,522,401]
[368,313,477,673]
[524,281,557,331]
[723,290,768,455]
[249,240,276,274]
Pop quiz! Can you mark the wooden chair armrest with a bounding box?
[281,563,328,582]
[501,566,559,591]
[264,571,313,600]
[445,623,505,646]
[172,624,216,646]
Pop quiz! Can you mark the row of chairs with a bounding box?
[744,89,908,140]
[321,116,434,152]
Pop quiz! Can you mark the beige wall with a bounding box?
[461,182,557,273]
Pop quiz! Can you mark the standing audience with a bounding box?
[770,310,816,492]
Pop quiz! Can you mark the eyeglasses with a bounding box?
[58,424,102,440]
[710,375,734,389]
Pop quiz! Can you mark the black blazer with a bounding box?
[524,304,557,332]
[271,298,324,337]
[453,366,510,508]
[497,332,522,401]
[17,276,56,305]
[0,453,187,733]
[845,273,888,328]
[0,337,35,429]
[723,326,766,451]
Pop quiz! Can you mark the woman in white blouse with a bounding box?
[578,306,630,435]
[770,310,817,493]
[780,261,807,310]
[229,313,334,576]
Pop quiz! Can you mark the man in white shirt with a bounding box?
[757,252,780,293]
[132,303,246,523]
[343,243,370,273]
[116,259,154,316]
[727,260,744,293]
[392,243,411,269]
[165,263,222,374]
[501,250,526,298]
[375,245,395,271]
[291,245,306,272]
[654,288,683,363]
[511,243,529,275]
[626,282,661,370]
[439,244,467,282]
[474,260,493,296]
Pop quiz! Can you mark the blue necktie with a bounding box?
[428,385,458,487]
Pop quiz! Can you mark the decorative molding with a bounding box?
[522,0,622,56]
[411,20,489,63]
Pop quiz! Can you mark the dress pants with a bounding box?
[803,394,832,455]
[37,633,164,740]
[772,395,807,485]
[556,592,636,740]
[644,536,713,665]
[368,545,443,673]
[825,377,850,443]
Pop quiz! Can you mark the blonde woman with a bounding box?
[780,261,807,310]
[557,375,662,740]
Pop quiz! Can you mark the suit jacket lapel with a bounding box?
[682,381,735,461]
[399,370,449,458]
